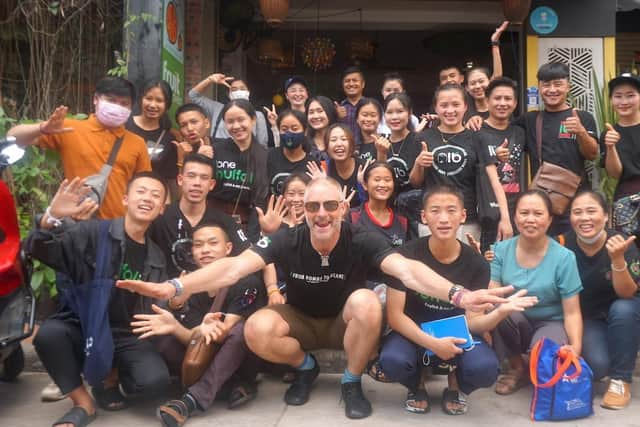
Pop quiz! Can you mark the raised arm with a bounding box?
[490,21,508,80]
[117,248,266,300]
[8,106,73,147]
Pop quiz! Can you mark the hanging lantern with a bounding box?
[348,38,376,62]
[258,39,285,65]
[259,0,289,27]
[502,0,532,24]
[302,37,336,72]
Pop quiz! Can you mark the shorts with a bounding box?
[264,304,347,350]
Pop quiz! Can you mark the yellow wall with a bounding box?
[526,35,539,89]
[603,36,616,83]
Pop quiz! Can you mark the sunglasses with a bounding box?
[304,200,341,213]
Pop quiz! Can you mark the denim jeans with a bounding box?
[582,295,640,383]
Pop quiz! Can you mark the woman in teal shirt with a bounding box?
[489,189,583,395]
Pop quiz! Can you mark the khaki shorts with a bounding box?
[264,304,347,350]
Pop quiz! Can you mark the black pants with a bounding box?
[34,317,170,397]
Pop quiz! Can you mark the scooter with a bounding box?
[0,136,35,381]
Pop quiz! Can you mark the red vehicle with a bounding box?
[0,136,35,381]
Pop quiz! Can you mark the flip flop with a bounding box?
[157,399,189,427]
[366,359,393,383]
[404,388,430,414]
[227,380,257,409]
[52,406,96,427]
[442,388,468,415]
[92,384,128,411]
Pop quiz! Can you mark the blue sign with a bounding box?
[527,86,540,111]
[529,6,558,35]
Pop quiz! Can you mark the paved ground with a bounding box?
[3,370,640,427]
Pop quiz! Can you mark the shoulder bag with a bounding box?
[83,136,124,206]
[530,113,581,216]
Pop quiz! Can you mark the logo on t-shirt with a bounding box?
[119,263,142,281]
[558,121,576,140]
[414,291,454,311]
[386,156,410,186]
[216,159,253,190]
[270,172,291,195]
[256,236,271,249]
[432,145,468,176]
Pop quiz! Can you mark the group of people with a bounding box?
[6,20,640,427]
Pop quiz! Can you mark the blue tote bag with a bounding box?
[59,220,114,386]
[529,337,593,421]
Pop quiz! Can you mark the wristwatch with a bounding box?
[448,284,464,304]
[168,278,184,297]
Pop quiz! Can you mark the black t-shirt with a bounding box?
[475,122,526,195]
[387,236,490,324]
[175,272,267,329]
[110,235,148,336]
[209,140,268,207]
[328,158,364,208]
[420,128,480,221]
[561,229,640,319]
[350,203,409,248]
[599,123,640,199]
[267,148,315,196]
[386,131,423,193]
[356,142,378,162]
[149,203,250,277]
[252,222,394,317]
[516,109,597,176]
[125,117,178,179]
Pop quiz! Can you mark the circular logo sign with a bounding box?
[529,6,558,35]
[432,145,468,176]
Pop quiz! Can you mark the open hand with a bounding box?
[497,289,538,315]
[199,312,227,345]
[306,161,326,180]
[131,304,177,339]
[49,177,96,219]
[256,194,288,235]
[40,105,73,135]
[458,285,514,312]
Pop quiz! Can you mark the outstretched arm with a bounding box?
[117,249,266,300]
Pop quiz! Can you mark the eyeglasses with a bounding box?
[304,200,341,213]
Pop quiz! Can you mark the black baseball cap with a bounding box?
[608,73,640,93]
[284,76,309,92]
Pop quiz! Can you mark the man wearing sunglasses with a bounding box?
[118,177,514,419]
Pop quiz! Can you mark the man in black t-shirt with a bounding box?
[118,177,515,420]
[515,62,599,235]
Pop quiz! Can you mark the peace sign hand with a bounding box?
[357,158,375,187]
[341,186,356,215]
[263,104,278,127]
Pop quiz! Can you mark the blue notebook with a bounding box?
[420,315,475,356]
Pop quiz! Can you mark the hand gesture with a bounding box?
[342,186,356,212]
[306,161,326,180]
[256,194,288,235]
[116,279,175,300]
[172,140,193,159]
[496,289,538,315]
[603,123,620,148]
[199,312,226,345]
[263,104,278,128]
[606,234,636,265]
[40,105,73,135]
[465,115,484,132]
[415,141,434,168]
[497,218,513,241]
[334,101,347,120]
[357,158,375,187]
[71,200,100,221]
[208,73,234,88]
[495,138,510,162]
[372,134,390,153]
[416,114,438,133]
[491,21,509,43]
[564,109,586,135]
[415,117,429,133]
[197,138,214,158]
[49,177,96,219]
[458,285,513,312]
[430,336,466,361]
[131,304,177,339]
[465,232,481,254]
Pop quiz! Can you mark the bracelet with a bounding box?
[611,261,628,272]
[452,289,469,308]
[176,162,183,168]
[491,40,500,47]
[267,287,281,296]
[45,206,63,227]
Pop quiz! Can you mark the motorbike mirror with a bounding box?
[0,136,25,165]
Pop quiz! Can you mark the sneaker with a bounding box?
[341,381,372,419]
[284,354,320,406]
[601,379,631,410]
[41,382,68,402]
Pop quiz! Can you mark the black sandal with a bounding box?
[366,359,393,383]
[92,384,128,411]
[157,399,190,427]
[52,406,96,427]
[404,388,430,414]
[228,380,257,409]
[441,388,468,415]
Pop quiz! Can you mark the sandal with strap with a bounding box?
[441,388,468,415]
[404,388,430,414]
[228,380,257,409]
[52,406,96,427]
[92,384,127,411]
[157,399,190,427]
[366,359,393,383]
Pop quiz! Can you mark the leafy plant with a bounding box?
[107,12,158,78]
[591,70,618,204]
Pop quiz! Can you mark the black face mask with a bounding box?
[280,131,305,149]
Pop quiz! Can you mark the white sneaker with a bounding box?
[41,382,68,402]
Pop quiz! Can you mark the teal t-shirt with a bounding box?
[490,237,582,321]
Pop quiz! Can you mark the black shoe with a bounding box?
[284,354,320,406]
[341,381,372,419]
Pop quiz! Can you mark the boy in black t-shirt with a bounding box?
[375,185,536,415]
[515,62,599,235]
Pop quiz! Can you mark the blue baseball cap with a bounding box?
[284,76,309,92]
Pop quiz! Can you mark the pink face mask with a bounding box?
[95,99,131,128]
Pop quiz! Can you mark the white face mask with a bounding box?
[229,90,250,101]
[576,229,605,245]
